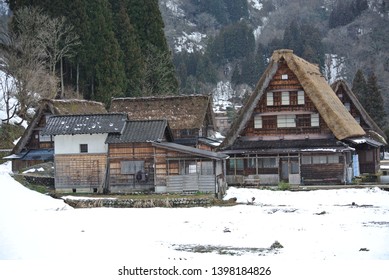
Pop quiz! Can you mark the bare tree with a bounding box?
[0,70,17,124]
[0,6,79,123]
[39,16,80,98]
[0,7,57,122]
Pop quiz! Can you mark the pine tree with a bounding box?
[110,0,143,97]
[352,69,368,106]
[365,72,387,129]
[83,0,126,104]
[126,0,178,95]
[224,0,249,22]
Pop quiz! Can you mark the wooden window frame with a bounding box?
[297,91,305,105]
[254,115,262,128]
[311,114,319,127]
[277,115,296,128]
[281,92,290,105]
[80,144,88,153]
[266,92,274,106]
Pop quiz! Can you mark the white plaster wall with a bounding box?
[54,134,108,154]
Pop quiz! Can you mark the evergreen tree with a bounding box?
[85,0,126,104]
[352,69,368,106]
[282,20,303,55]
[110,0,143,97]
[365,72,387,129]
[224,0,249,22]
[126,0,178,95]
[193,0,228,24]
[281,21,324,68]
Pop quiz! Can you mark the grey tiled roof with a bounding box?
[106,120,173,143]
[42,114,127,135]
[152,142,228,160]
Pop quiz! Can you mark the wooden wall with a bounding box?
[55,154,106,190]
[242,60,332,137]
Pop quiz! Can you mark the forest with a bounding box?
[0,0,388,138]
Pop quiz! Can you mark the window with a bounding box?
[281,74,288,80]
[121,160,144,174]
[277,115,296,128]
[355,116,360,124]
[266,92,274,106]
[301,156,311,165]
[311,114,319,127]
[281,92,290,105]
[229,158,244,170]
[290,159,299,174]
[312,155,327,164]
[296,114,311,128]
[344,102,351,111]
[254,115,262,128]
[302,154,340,165]
[328,155,340,163]
[80,144,88,153]
[297,91,305,105]
[39,131,51,142]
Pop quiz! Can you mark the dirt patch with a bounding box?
[173,241,283,256]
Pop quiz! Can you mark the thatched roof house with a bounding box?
[8,99,107,171]
[109,95,216,141]
[331,80,387,145]
[221,49,365,149]
[219,49,368,186]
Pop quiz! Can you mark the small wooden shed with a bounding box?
[105,120,228,195]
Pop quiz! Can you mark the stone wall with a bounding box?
[64,197,219,208]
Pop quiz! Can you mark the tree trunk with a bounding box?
[60,57,64,98]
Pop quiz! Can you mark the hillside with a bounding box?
[159,0,389,129]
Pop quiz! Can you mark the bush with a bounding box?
[278,180,290,191]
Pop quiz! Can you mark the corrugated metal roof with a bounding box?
[106,120,173,143]
[42,114,127,135]
[152,142,229,160]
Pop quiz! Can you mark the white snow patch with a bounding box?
[249,0,263,11]
[165,0,185,17]
[22,167,45,174]
[324,53,347,84]
[174,32,206,53]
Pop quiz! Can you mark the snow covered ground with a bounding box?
[1,161,389,279]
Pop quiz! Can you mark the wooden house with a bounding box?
[105,120,228,195]
[42,115,228,195]
[331,80,387,175]
[109,94,218,150]
[41,113,128,193]
[6,99,107,171]
[219,49,366,186]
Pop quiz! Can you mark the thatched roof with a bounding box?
[331,80,387,144]
[42,98,107,115]
[12,99,107,154]
[220,49,365,149]
[109,95,215,130]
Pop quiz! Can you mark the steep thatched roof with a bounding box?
[331,80,387,144]
[12,99,107,154]
[221,49,365,149]
[109,95,215,130]
[42,99,107,115]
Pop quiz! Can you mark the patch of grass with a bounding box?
[278,180,290,191]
